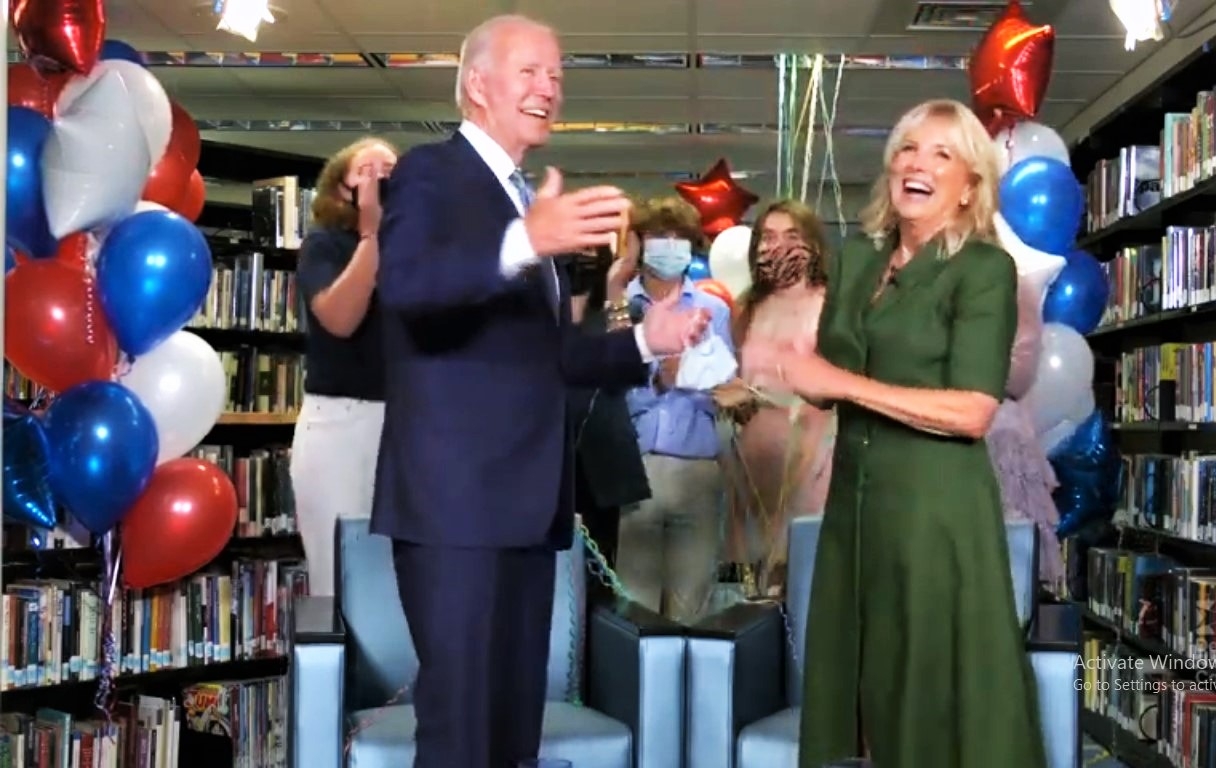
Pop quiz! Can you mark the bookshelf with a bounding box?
[1067,32,1216,768]
[1,142,324,766]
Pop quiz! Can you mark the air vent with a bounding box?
[909,1,1028,31]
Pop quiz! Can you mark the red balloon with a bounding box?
[173,169,206,223]
[695,278,735,314]
[142,148,193,210]
[121,459,238,589]
[968,1,1054,130]
[7,63,69,116]
[675,159,760,238]
[4,259,118,392]
[10,0,106,75]
[54,232,91,271]
[168,102,202,170]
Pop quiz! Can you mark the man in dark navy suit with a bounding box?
[372,13,710,768]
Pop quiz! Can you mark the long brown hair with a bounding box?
[733,199,830,345]
[310,137,399,231]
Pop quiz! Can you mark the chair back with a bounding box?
[335,518,587,713]
[782,516,1040,706]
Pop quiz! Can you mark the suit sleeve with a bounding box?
[377,147,513,315]
[946,244,1018,400]
[556,267,648,388]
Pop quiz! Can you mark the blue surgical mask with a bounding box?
[643,238,692,280]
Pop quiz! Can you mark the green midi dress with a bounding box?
[797,233,1047,768]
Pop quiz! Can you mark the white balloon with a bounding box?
[42,70,152,237]
[708,225,753,298]
[993,212,1066,310]
[119,331,227,464]
[1021,323,1096,437]
[134,200,169,214]
[1039,417,1080,458]
[56,59,173,169]
[993,121,1071,176]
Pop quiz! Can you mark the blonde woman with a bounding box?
[742,99,1046,767]
[717,199,836,596]
[289,137,397,597]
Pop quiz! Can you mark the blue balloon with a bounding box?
[3,398,59,530]
[687,254,712,281]
[96,211,214,356]
[6,106,57,259]
[998,156,1085,256]
[43,381,158,534]
[1042,250,1110,335]
[100,40,145,66]
[1052,410,1122,538]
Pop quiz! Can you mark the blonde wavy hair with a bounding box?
[311,137,399,231]
[859,98,1000,257]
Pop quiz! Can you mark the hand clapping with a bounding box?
[524,167,630,257]
[641,290,711,357]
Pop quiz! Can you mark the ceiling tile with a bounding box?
[176,31,355,52]
[334,0,490,38]
[186,96,451,121]
[380,68,459,101]
[697,0,881,37]
[143,0,338,36]
[104,0,191,49]
[151,68,252,97]
[232,68,397,96]
[517,0,689,36]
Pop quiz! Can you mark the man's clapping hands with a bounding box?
[641,290,711,357]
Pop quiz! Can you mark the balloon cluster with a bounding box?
[969,0,1121,537]
[670,157,760,313]
[3,8,237,595]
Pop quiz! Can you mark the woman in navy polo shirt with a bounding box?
[290,137,397,597]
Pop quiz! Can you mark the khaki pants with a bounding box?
[615,454,723,623]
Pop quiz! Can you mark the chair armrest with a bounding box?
[1025,601,1083,768]
[586,598,686,768]
[1026,601,1082,652]
[289,596,346,768]
[685,601,787,768]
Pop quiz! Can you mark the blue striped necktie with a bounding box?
[509,169,558,318]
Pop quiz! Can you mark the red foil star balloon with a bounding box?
[10,0,106,75]
[675,159,759,238]
[969,0,1054,135]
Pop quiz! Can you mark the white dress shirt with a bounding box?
[457,121,653,361]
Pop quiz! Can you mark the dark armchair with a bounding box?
[684,517,1082,768]
[288,518,687,768]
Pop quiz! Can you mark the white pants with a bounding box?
[289,394,385,597]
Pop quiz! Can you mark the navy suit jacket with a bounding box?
[371,133,648,550]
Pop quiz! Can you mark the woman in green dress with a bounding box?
[741,98,1047,768]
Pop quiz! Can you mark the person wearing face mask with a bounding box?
[713,199,836,597]
[741,99,1046,768]
[618,196,734,623]
[289,136,397,597]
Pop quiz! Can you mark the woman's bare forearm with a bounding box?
[310,236,379,337]
[787,362,997,439]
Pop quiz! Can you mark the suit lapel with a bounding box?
[448,132,563,322]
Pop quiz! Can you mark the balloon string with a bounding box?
[83,250,98,350]
[93,532,122,722]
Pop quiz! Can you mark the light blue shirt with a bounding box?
[625,277,734,459]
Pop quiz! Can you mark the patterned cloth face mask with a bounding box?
[754,242,814,292]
